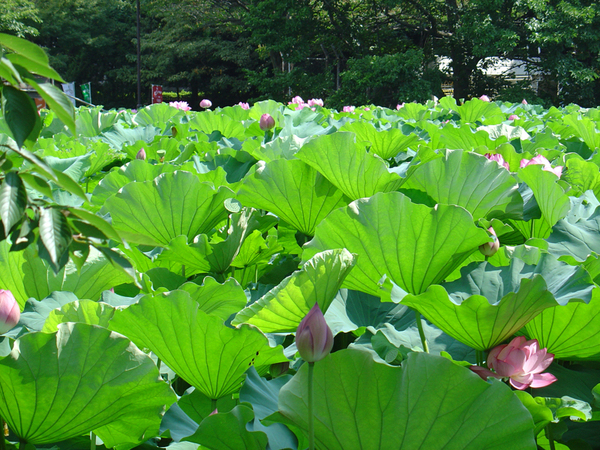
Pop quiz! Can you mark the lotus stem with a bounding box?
[308,362,315,450]
[156,357,162,372]
[546,425,556,450]
[211,398,217,412]
[476,350,484,366]
[415,310,429,353]
[91,432,97,450]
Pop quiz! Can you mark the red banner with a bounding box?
[34,98,46,112]
[152,85,163,104]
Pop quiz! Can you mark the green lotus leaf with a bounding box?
[105,171,234,246]
[512,164,570,239]
[0,242,133,307]
[401,149,523,220]
[456,98,505,124]
[304,192,490,296]
[132,102,185,129]
[523,288,600,360]
[398,255,594,350]
[295,132,403,201]
[339,121,420,160]
[563,155,600,197]
[562,114,600,153]
[0,323,176,448]
[232,249,356,333]
[437,124,505,151]
[187,110,247,140]
[178,277,247,321]
[100,122,161,150]
[268,349,535,450]
[109,291,287,399]
[42,299,115,332]
[236,159,348,235]
[91,159,177,205]
[183,404,268,450]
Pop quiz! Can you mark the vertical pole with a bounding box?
[136,0,142,108]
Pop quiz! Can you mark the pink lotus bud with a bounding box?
[0,290,20,334]
[270,361,290,378]
[342,106,355,113]
[136,148,146,160]
[487,336,557,390]
[479,226,500,257]
[522,99,528,105]
[209,408,218,416]
[259,113,275,131]
[520,155,563,178]
[296,303,333,363]
[396,103,405,110]
[169,101,191,111]
[508,114,519,121]
[237,102,250,110]
[479,95,491,102]
[485,153,510,171]
[307,98,323,107]
[199,99,212,109]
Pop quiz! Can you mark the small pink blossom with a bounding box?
[289,96,304,105]
[508,114,519,121]
[520,155,563,178]
[479,226,500,257]
[396,103,405,110]
[237,102,250,110]
[0,290,20,334]
[364,107,371,111]
[307,98,323,107]
[342,105,355,113]
[169,101,191,111]
[259,113,275,131]
[479,95,491,102]
[487,336,557,390]
[296,303,333,363]
[522,99,528,105]
[199,99,212,109]
[485,153,510,171]
[136,148,146,160]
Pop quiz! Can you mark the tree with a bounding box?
[0,0,40,38]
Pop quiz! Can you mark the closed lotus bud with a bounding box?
[479,226,500,257]
[0,290,20,334]
[136,148,146,160]
[259,113,275,131]
[296,303,333,363]
[508,114,519,121]
[200,99,212,109]
[479,95,491,102]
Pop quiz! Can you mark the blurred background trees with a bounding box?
[3,0,599,108]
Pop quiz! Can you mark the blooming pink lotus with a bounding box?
[289,95,304,105]
[508,114,519,121]
[342,105,355,113]
[169,101,191,111]
[237,102,250,110]
[307,98,323,107]
[520,155,563,178]
[296,303,333,363]
[485,153,510,170]
[470,336,557,390]
[0,290,20,334]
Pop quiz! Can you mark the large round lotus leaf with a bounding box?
[268,349,535,450]
[232,249,356,333]
[237,158,348,236]
[109,291,288,399]
[524,288,600,360]
[339,121,420,160]
[304,192,490,296]
[295,132,403,201]
[104,171,233,246]
[400,149,523,220]
[398,256,594,350]
[0,323,176,448]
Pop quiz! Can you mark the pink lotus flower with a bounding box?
[479,95,491,102]
[307,98,323,107]
[479,226,500,257]
[237,102,250,110]
[199,99,212,109]
[522,99,528,105]
[169,101,191,111]
[487,336,557,390]
[508,114,519,121]
[396,103,405,110]
[289,95,304,105]
[520,155,563,178]
[259,113,275,131]
[0,290,20,334]
[136,148,146,160]
[342,105,355,113]
[485,153,510,170]
[296,303,333,363]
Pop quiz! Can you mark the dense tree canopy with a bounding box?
[4,0,598,108]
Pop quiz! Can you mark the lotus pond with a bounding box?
[0,97,599,450]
